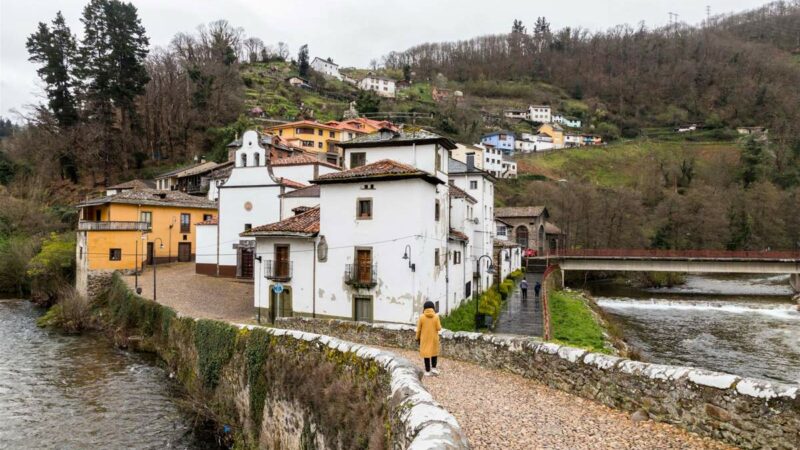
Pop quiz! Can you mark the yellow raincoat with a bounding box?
[416,307,441,358]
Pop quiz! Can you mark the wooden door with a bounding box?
[240,248,254,278]
[356,250,372,284]
[275,245,290,278]
[178,242,191,262]
[354,296,372,322]
[147,243,154,265]
[270,288,292,322]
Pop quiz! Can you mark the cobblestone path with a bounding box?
[494,272,544,336]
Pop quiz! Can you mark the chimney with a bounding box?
[466,152,475,171]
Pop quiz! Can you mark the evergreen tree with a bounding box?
[298,44,309,77]
[355,91,380,114]
[402,64,412,82]
[739,135,771,187]
[512,19,526,34]
[26,12,79,127]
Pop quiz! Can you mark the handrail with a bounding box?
[78,220,150,231]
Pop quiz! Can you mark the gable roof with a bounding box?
[242,206,320,237]
[280,184,320,198]
[448,184,477,203]
[155,161,220,180]
[77,189,217,210]
[449,229,470,242]
[311,57,338,67]
[495,206,547,219]
[270,154,341,170]
[338,129,456,150]
[544,221,563,235]
[107,179,155,190]
[313,159,443,185]
[279,178,308,189]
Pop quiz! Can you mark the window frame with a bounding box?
[356,198,373,220]
[349,152,366,169]
[180,213,191,233]
[109,248,122,261]
[140,211,152,228]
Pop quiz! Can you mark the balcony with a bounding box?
[78,220,150,231]
[264,260,293,281]
[344,264,377,288]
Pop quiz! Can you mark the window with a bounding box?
[317,142,323,149]
[244,223,252,232]
[435,200,440,221]
[434,249,440,266]
[301,140,314,147]
[470,180,478,190]
[350,152,366,169]
[203,214,213,221]
[241,153,247,167]
[296,127,314,135]
[253,153,260,166]
[329,131,335,138]
[180,213,191,233]
[453,251,461,264]
[357,199,372,219]
[318,129,323,136]
[109,248,122,261]
[140,211,152,228]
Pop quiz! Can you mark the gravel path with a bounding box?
[126,264,735,449]
[386,347,735,450]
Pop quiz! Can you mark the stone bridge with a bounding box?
[530,249,800,293]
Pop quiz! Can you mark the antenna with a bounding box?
[706,5,711,24]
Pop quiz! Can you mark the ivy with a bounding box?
[194,319,237,390]
[244,327,271,436]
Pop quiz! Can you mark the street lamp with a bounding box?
[474,254,495,331]
[402,244,416,272]
[152,238,165,302]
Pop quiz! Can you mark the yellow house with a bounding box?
[75,189,218,276]
[266,120,348,163]
[538,123,565,147]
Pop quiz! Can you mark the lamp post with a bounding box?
[474,254,495,331]
[401,244,415,271]
[152,238,164,302]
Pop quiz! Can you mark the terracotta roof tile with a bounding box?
[314,159,439,184]
[449,229,470,242]
[242,207,320,236]
[271,155,341,170]
[279,178,308,189]
[448,184,477,203]
[107,179,155,190]
[280,184,320,198]
[196,217,218,225]
[77,189,218,210]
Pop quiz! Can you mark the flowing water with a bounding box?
[588,274,800,384]
[0,299,222,449]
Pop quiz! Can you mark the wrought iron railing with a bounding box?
[344,263,377,288]
[78,220,150,231]
[265,260,293,281]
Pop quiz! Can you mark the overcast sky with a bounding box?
[0,0,770,119]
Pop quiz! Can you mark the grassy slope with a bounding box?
[513,136,741,188]
[549,290,610,353]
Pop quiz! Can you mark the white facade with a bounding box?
[500,159,517,179]
[515,139,537,153]
[254,237,317,321]
[195,223,218,267]
[310,57,342,80]
[528,105,552,123]
[358,76,396,98]
[553,114,582,128]
[564,134,583,147]
[494,243,522,281]
[504,109,528,119]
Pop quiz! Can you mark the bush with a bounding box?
[0,234,36,296]
[27,232,75,305]
[37,286,90,332]
[440,296,478,331]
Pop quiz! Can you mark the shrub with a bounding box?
[36,286,90,332]
[440,296,478,331]
[195,319,238,390]
[27,232,75,305]
[0,234,36,296]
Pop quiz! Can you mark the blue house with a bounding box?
[480,131,516,155]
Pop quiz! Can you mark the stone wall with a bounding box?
[276,317,800,450]
[85,270,115,300]
[96,275,469,449]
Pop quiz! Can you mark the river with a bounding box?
[588,274,800,384]
[0,299,223,449]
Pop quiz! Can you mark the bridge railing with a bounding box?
[540,264,560,340]
[545,248,800,259]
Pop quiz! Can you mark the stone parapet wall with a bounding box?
[85,270,115,300]
[95,273,468,449]
[276,317,800,450]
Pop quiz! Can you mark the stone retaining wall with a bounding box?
[96,274,468,449]
[276,317,800,450]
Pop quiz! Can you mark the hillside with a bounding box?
[496,135,800,252]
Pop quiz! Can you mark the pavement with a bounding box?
[494,272,544,336]
[126,262,734,450]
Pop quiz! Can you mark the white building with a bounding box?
[528,105,552,123]
[494,240,523,282]
[358,74,396,98]
[448,158,496,297]
[503,109,528,120]
[564,134,583,147]
[500,157,517,179]
[196,131,339,277]
[516,134,556,153]
[451,143,504,178]
[553,114,582,128]
[245,129,501,325]
[310,57,342,80]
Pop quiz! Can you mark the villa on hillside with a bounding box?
[358,74,397,98]
[310,57,342,80]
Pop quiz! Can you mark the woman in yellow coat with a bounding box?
[416,301,441,376]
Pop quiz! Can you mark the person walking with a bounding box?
[534,281,542,299]
[416,301,441,376]
[520,278,529,301]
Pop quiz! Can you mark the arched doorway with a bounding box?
[515,226,529,248]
